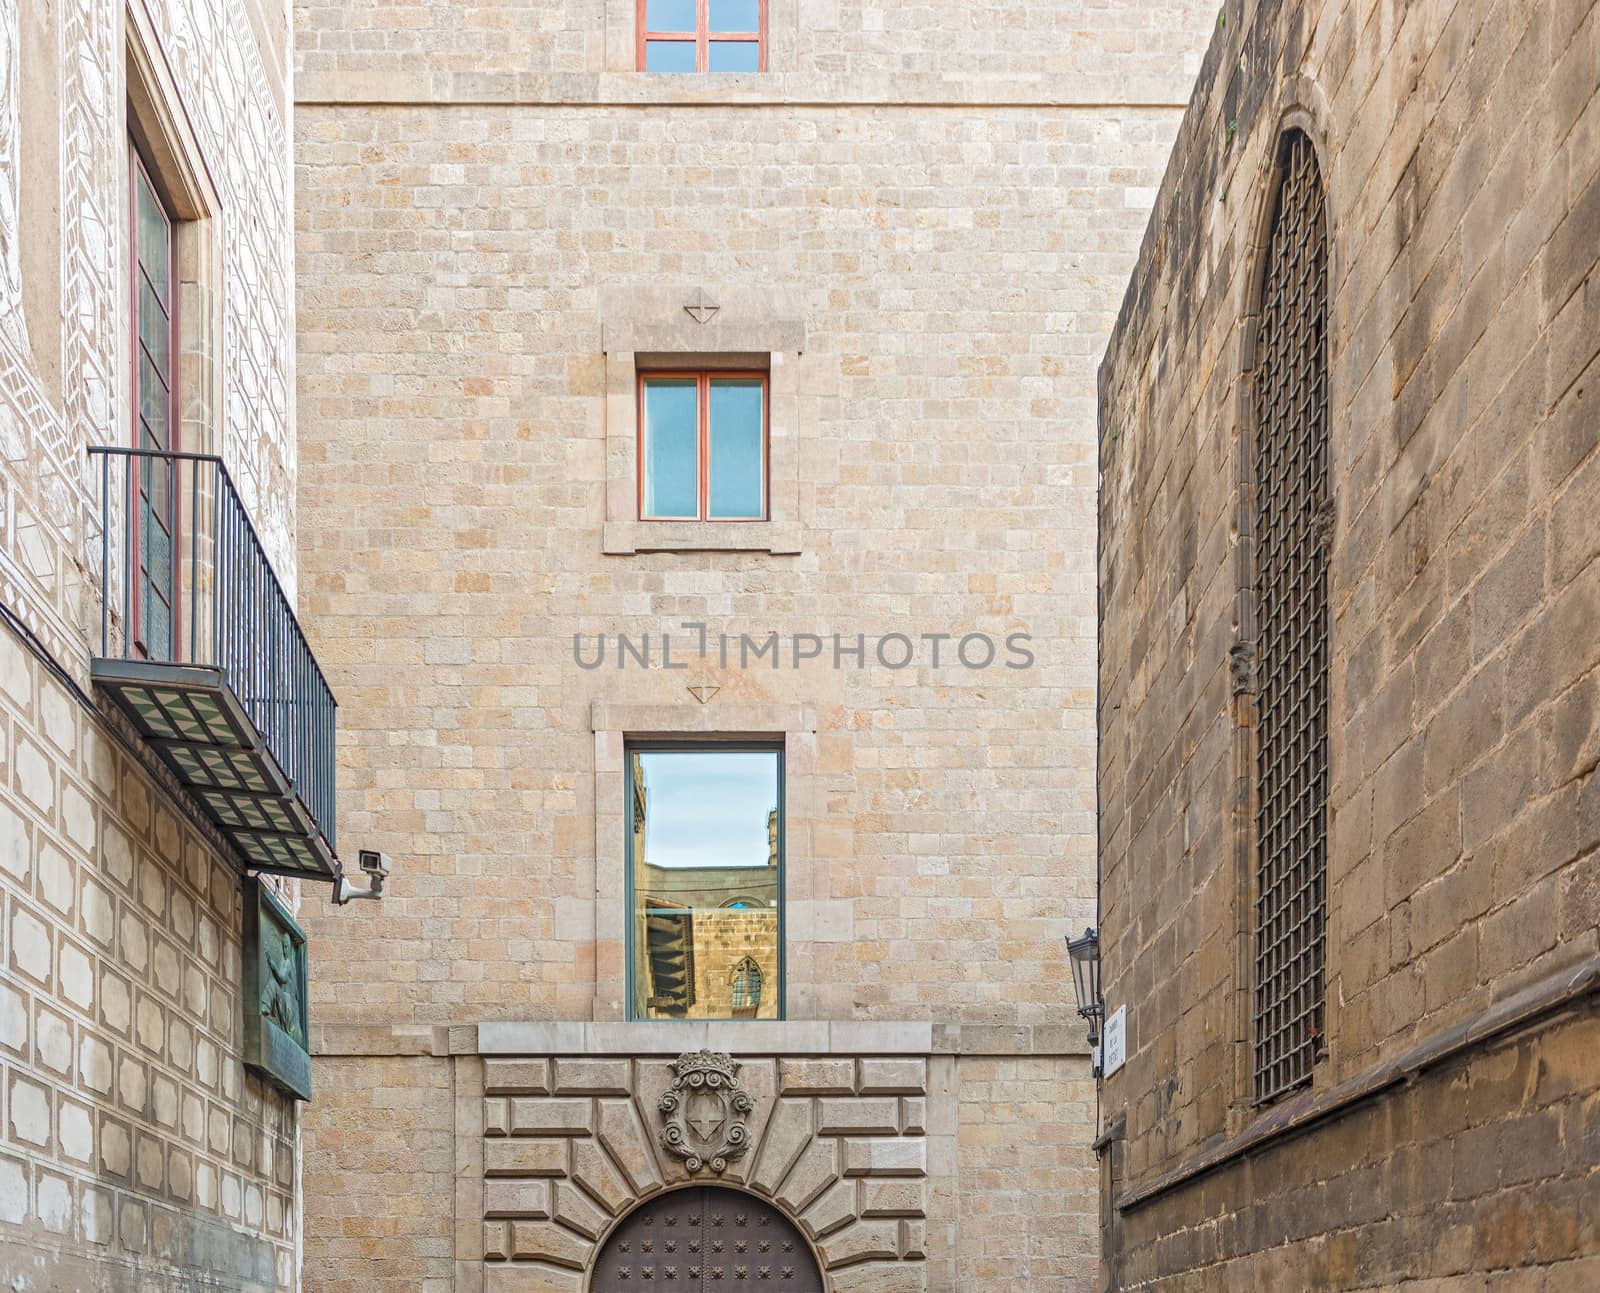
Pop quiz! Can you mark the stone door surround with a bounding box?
[468,1021,944,1293]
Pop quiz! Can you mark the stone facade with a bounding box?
[292,6,1219,1285]
[1096,0,1600,1288]
[0,0,303,1285]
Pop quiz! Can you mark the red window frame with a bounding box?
[637,370,770,522]
[636,0,768,73]
[128,136,181,660]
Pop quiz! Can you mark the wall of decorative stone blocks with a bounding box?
[0,0,304,1286]
[0,629,297,1289]
[478,1053,929,1283]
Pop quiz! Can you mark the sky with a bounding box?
[637,750,777,869]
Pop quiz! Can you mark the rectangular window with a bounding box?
[130,140,179,660]
[627,745,782,1020]
[639,372,767,520]
[638,0,766,72]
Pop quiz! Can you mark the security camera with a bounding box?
[332,851,391,905]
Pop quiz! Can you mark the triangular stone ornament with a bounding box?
[687,684,721,704]
[684,288,720,325]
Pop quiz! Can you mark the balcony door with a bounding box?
[130,143,179,660]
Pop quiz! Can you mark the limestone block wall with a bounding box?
[1095,0,1600,1285]
[0,631,297,1289]
[291,2,1220,1288]
[304,1022,1092,1293]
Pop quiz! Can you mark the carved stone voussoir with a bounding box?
[657,1050,754,1175]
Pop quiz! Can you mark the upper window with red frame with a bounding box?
[639,372,767,520]
[638,0,767,73]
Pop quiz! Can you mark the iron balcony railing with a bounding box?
[88,446,337,856]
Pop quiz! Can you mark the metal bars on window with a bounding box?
[1251,129,1330,1106]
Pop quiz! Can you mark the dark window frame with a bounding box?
[128,133,181,661]
[636,0,768,73]
[637,369,770,521]
[1248,127,1331,1108]
[624,739,786,1022]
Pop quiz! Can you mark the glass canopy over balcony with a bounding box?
[88,446,338,880]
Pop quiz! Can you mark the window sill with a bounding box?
[603,521,802,555]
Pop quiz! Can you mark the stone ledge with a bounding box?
[309,1020,1093,1058]
[1111,953,1600,1212]
[465,1020,1091,1058]
[602,520,803,555]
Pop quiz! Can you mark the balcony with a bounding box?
[88,447,338,880]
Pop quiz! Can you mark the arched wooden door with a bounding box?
[590,1186,823,1292]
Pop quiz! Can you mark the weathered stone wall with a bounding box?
[307,1022,1094,1293]
[1096,0,1600,1286]
[293,2,1220,1286]
[0,0,304,1287]
[301,1053,458,1292]
[0,631,297,1289]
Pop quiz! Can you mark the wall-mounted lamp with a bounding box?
[1066,926,1103,1073]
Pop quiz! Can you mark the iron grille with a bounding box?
[1251,129,1330,1105]
[88,446,338,875]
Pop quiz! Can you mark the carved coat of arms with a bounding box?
[657,1050,753,1174]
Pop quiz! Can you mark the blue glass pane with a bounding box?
[708,379,764,518]
[645,39,698,71]
[707,40,760,72]
[645,0,697,31]
[709,0,759,32]
[643,380,700,517]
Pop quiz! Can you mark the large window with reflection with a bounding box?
[628,744,782,1020]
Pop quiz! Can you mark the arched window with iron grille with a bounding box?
[730,956,763,1018]
[1250,127,1331,1107]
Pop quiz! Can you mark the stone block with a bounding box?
[842,1139,925,1178]
[8,1073,51,1148]
[0,1154,23,1225]
[484,1140,567,1178]
[485,1098,510,1136]
[860,1180,926,1218]
[483,1179,552,1219]
[485,1059,551,1095]
[825,1264,926,1293]
[898,1218,926,1258]
[0,981,25,1054]
[483,1221,509,1261]
[509,1099,594,1137]
[801,1176,856,1239]
[99,1117,130,1177]
[858,1059,926,1095]
[571,1140,631,1215]
[776,1136,838,1214]
[596,1099,661,1194]
[552,1058,631,1096]
[779,1059,854,1095]
[820,1218,898,1266]
[509,1220,593,1270]
[750,1099,811,1194]
[815,1098,899,1136]
[899,1099,925,1135]
[36,1172,70,1233]
[10,906,51,985]
[553,1183,608,1240]
[483,1263,583,1293]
